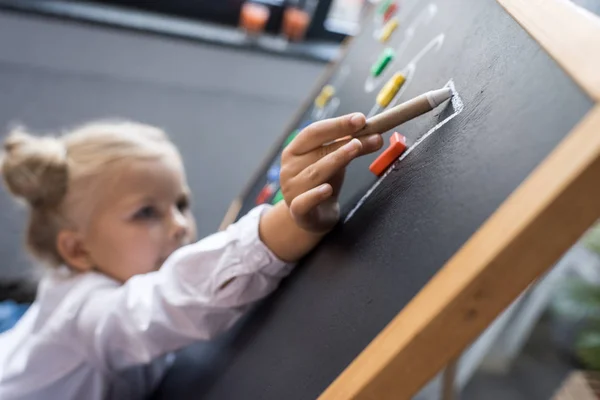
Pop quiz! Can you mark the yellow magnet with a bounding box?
[379,18,399,43]
[376,72,406,108]
[314,85,335,108]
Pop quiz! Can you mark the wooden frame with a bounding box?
[497,0,600,101]
[222,0,600,398]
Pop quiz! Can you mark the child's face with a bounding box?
[82,156,197,282]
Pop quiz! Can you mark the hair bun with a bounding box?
[2,128,68,208]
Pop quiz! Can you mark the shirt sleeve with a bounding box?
[74,205,293,372]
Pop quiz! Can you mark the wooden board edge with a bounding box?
[218,36,354,229]
[319,104,600,399]
[218,198,242,231]
[497,0,600,101]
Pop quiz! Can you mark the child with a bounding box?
[0,115,382,399]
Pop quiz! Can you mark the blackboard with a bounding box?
[155,0,600,398]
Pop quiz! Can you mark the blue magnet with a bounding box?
[267,163,281,183]
[299,120,313,129]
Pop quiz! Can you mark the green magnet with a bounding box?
[377,0,394,15]
[283,129,300,148]
[371,48,395,77]
[271,189,284,205]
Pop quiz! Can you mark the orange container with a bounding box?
[282,7,310,41]
[240,2,270,34]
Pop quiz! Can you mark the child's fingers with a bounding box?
[289,184,333,219]
[287,113,366,155]
[281,134,383,187]
[299,134,383,168]
[290,138,363,196]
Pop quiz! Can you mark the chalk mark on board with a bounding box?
[407,33,444,69]
[387,34,444,109]
[395,3,438,63]
[365,3,438,93]
[344,80,464,223]
[367,103,380,119]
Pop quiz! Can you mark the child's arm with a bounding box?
[73,113,382,372]
[259,113,383,262]
[74,206,291,372]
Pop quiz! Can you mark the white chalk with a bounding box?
[426,87,453,108]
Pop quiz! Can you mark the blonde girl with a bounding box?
[0,115,382,399]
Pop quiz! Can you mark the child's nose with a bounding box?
[170,209,189,242]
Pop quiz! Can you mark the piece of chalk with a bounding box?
[369,132,407,176]
[371,48,395,77]
[426,87,453,108]
[358,86,453,138]
[379,18,399,43]
[376,72,406,107]
[314,85,336,108]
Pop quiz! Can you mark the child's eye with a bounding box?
[176,196,190,212]
[133,205,159,220]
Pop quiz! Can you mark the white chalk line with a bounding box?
[343,79,464,223]
[364,3,438,94]
[367,103,381,118]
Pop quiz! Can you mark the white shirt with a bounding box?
[0,205,292,400]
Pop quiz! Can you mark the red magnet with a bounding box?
[256,183,277,205]
[369,132,407,176]
[383,2,398,23]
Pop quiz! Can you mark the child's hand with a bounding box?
[279,113,383,232]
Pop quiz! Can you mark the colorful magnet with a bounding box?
[379,18,399,43]
[267,163,280,183]
[256,183,277,205]
[369,132,407,176]
[283,129,300,148]
[376,72,406,108]
[383,2,398,23]
[271,188,284,205]
[371,48,395,77]
[377,0,394,16]
[314,85,336,108]
[299,120,313,129]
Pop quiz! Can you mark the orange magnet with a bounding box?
[369,132,407,176]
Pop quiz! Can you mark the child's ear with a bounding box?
[56,230,94,272]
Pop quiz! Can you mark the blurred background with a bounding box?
[0,0,365,282]
[1,1,600,399]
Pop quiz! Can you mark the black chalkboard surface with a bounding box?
[154,0,594,398]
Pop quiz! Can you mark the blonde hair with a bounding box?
[1,121,181,267]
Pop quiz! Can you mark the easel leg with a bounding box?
[441,358,458,400]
